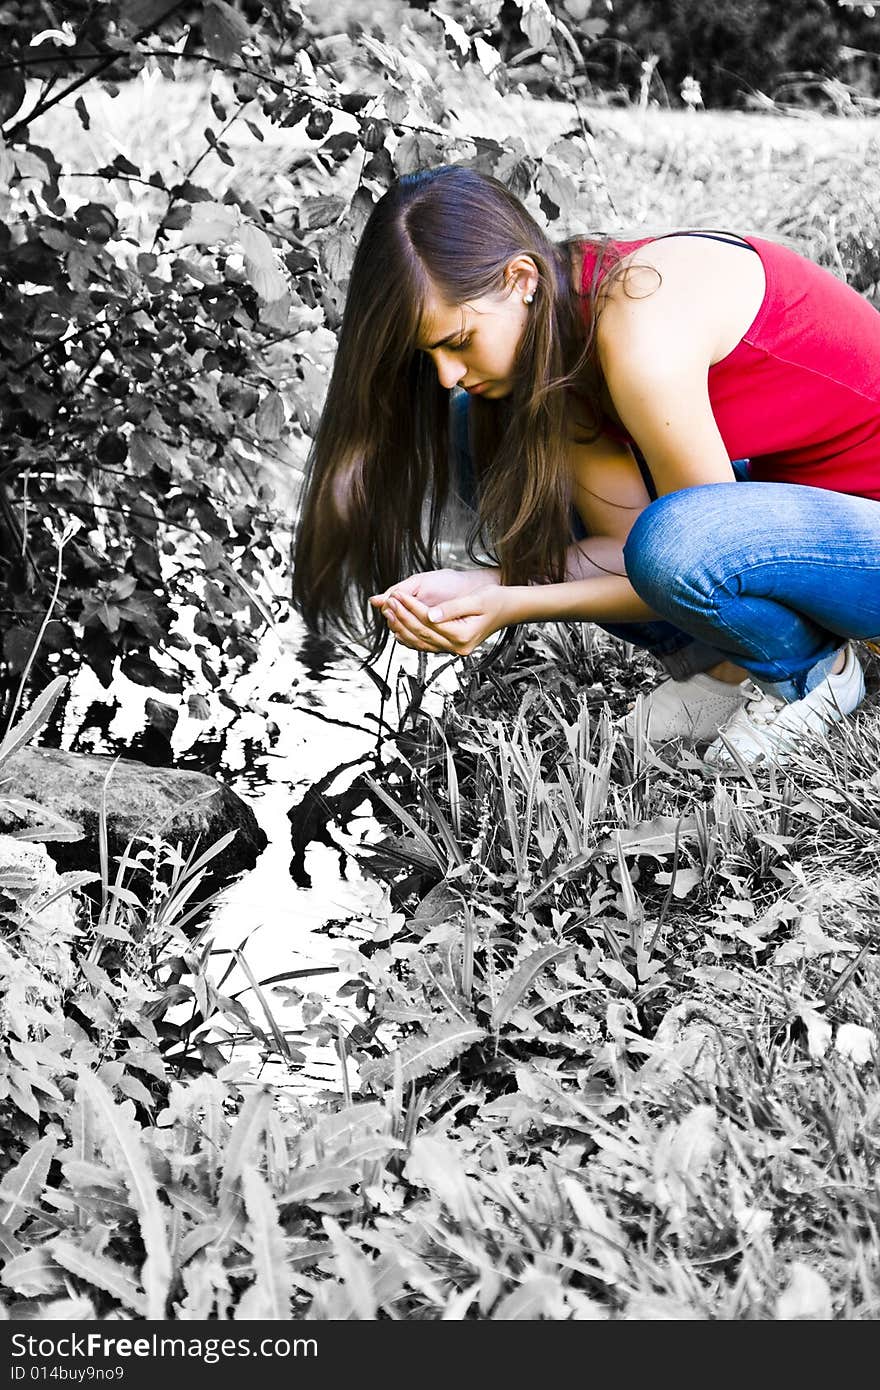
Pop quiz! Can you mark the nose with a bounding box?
[434,352,466,391]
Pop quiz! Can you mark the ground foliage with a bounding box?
[2,631,880,1320]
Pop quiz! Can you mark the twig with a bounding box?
[1,2,188,140]
[4,521,68,736]
[549,4,617,219]
[152,96,254,251]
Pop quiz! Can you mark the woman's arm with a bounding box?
[380,435,662,651]
[594,246,738,494]
[381,545,658,654]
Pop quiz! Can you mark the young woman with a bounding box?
[292,164,880,767]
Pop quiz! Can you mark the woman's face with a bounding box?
[417,256,539,399]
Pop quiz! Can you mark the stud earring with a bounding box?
[523,292,534,304]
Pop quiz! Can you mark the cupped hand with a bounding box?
[376,583,517,656]
[370,567,500,615]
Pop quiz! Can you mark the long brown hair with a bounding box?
[292,164,615,656]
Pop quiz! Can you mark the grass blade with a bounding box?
[0,676,67,768]
[239,1166,293,1320]
[491,944,572,1031]
[77,1071,171,1320]
[360,1021,485,1090]
[0,1136,57,1232]
[50,1239,147,1317]
[217,1088,273,1223]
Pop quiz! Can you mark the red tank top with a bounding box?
[581,233,880,500]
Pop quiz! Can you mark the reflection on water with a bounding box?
[56,608,455,1095]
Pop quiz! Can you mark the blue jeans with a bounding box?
[450,391,880,699]
[624,481,880,699]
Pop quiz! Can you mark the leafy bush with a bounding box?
[0,0,615,729]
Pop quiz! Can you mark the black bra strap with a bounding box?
[653,229,758,253]
[632,442,658,501]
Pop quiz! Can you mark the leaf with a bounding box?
[299,194,347,231]
[239,222,288,302]
[178,201,240,246]
[0,1248,64,1297]
[62,1160,129,1194]
[652,1105,718,1229]
[433,8,471,56]
[49,1239,147,1316]
[360,1021,485,1090]
[654,866,703,899]
[362,774,444,870]
[122,655,183,695]
[474,35,502,76]
[491,944,572,1030]
[279,1164,360,1206]
[260,292,292,330]
[144,698,178,738]
[359,34,405,76]
[0,794,84,842]
[322,1216,377,1320]
[97,431,127,466]
[320,227,355,283]
[615,836,642,924]
[403,1135,481,1226]
[413,880,463,926]
[0,69,26,124]
[123,0,178,30]
[395,132,442,175]
[239,1166,293,1319]
[599,959,636,992]
[0,1228,22,1262]
[76,1071,171,1321]
[597,815,698,860]
[537,161,577,218]
[492,1275,561,1320]
[217,1089,273,1223]
[0,675,67,769]
[237,223,274,270]
[384,86,409,122]
[116,1072,156,1111]
[0,1136,57,1232]
[525,816,697,906]
[561,1177,628,1283]
[202,0,251,61]
[776,1263,833,1320]
[520,0,555,48]
[188,693,211,720]
[128,432,172,474]
[255,391,285,440]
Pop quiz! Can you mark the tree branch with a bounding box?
[1,2,189,141]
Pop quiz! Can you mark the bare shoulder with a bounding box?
[596,235,766,369]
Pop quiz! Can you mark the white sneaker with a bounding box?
[622,670,754,745]
[704,643,865,769]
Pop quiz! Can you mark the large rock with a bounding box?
[0,748,266,887]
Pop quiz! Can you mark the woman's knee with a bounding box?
[622,484,740,607]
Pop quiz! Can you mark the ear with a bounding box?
[504,254,540,303]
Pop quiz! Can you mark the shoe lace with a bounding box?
[740,686,786,729]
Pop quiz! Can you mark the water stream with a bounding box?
[58,603,454,1095]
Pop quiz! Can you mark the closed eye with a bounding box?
[448,336,472,352]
